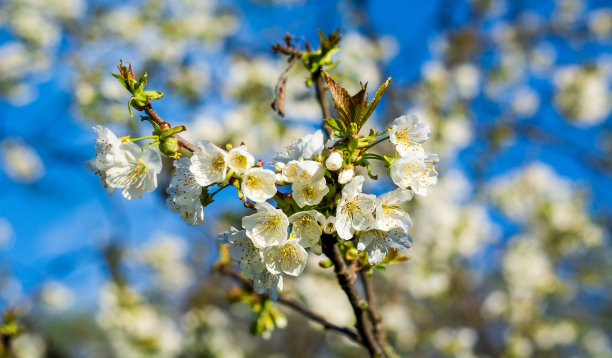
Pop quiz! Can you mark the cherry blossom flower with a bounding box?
[227,145,254,174]
[390,146,439,196]
[291,161,329,208]
[389,114,430,157]
[105,143,162,200]
[190,140,228,186]
[289,210,325,249]
[374,188,413,231]
[335,176,376,240]
[242,202,289,248]
[166,157,204,225]
[241,167,277,202]
[358,226,413,265]
[263,239,308,276]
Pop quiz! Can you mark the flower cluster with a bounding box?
[87,65,439,302]
[89,116,438,300]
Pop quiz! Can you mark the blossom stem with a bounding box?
[362,153,386,161]
[366,136,390,150]
[129,135,158,142]
[210,184,229,197]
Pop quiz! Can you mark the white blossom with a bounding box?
[242,202,289,248]
[226,228,283,299]
[241,167,277,202]
[190,140,228,186]
[389,114,430,157]
[263,239,308,276]
[288,210,325,249]
[358,226,412,265]
[374,188,413,231]
[227,145,254,174]
[390,146,438,195]
[105,143,162,200]
[166,157,204,226]
[325,151,343,171]
[335,176,376,240]
[291,161,329,208]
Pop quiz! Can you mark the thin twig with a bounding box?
[216,264,360,343]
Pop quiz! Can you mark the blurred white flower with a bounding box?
[40,281,75,312]
[1,138,45,183]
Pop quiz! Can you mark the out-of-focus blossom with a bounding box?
[1,138,45,183]
[553,65,611,126]
[40,281,75,312]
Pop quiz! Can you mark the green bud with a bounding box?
[346,247,359,260]
[159,137,181,157]
[318,259,333,268]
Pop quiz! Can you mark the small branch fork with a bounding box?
[216,264,360,343]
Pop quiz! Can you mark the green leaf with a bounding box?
[360,77,392,127]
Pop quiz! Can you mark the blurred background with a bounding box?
[0,0,611,357]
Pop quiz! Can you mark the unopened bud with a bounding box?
[255,159,264,167]
[325,151,343,171]
[274,161,286,173]
[338,165,355,184]
[159,137,181,157]
[323,216,336,234]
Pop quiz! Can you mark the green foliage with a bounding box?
[322,72,391,134]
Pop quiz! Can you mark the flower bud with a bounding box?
[325,151,343,171]
[159,137,181,157]
[274,161,286,173]
[323,216,336,234]
[338,165,355,184]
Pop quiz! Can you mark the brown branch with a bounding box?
[313,69,333,137]
[141,104,198,153]
[216,264,360,343]
[321,234,383,357]
[359,271,398,358]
